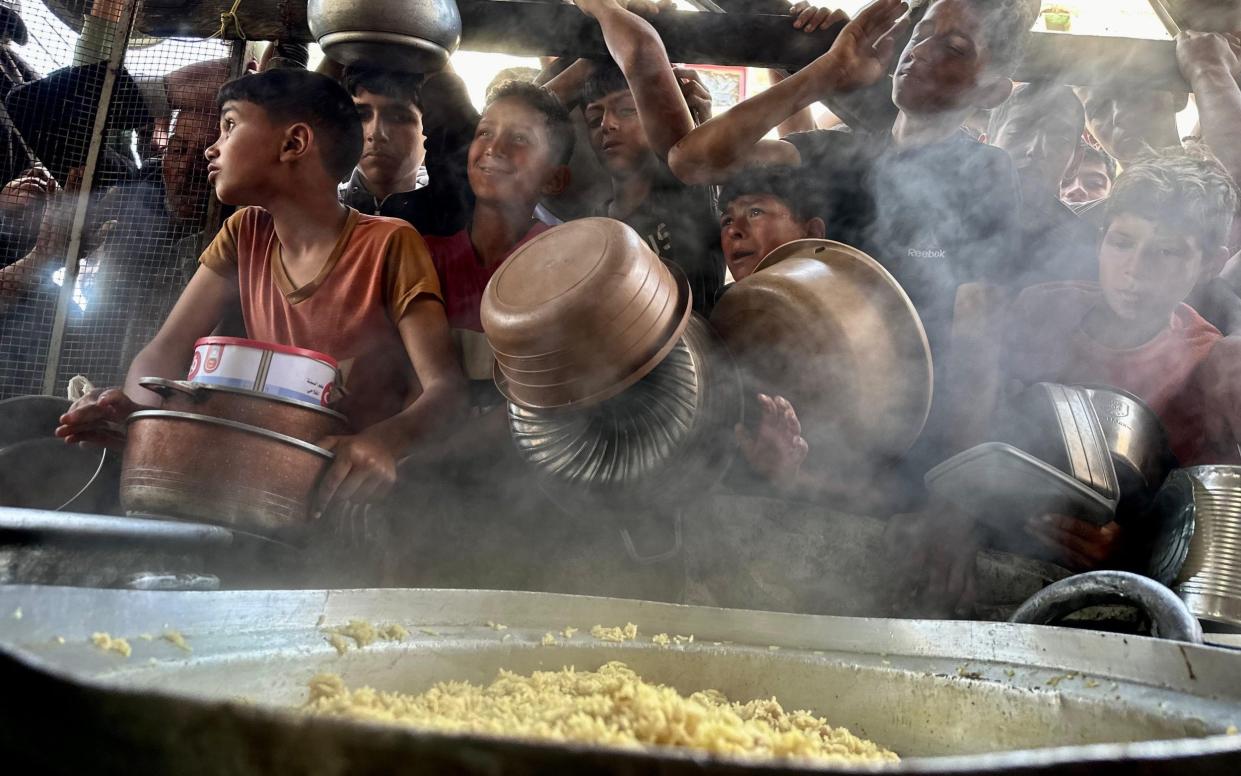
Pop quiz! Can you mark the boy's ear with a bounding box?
[540,165,571,198]
[280,122,314,162]
[975,77,1014,111]
[805,217,826,240]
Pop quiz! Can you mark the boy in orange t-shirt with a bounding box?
[58,69,466,515]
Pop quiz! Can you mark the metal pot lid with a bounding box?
[127,410,335,460]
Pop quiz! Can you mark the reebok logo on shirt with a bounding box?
[908,248,947,259]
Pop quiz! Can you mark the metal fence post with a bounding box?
[40,0,141,396]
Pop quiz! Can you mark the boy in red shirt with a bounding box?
[423,81,572,388]
[1002,146,1240,569]
[57,69,466,515]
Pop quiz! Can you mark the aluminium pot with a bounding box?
[139,377,348,444]
[307,0,462,73]
[121,410,333,537]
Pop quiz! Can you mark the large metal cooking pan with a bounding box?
[1,586,1239,775]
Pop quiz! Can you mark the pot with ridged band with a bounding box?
[139,378,348,445]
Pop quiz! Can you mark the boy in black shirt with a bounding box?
[339,66,476,238]
[669,0,1038,354]
[550,0,723,312]
[987,82,1099,285]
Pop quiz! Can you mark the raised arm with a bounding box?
[668,0,910,185]
[571,0,694,159]
[1177,31,1241,186]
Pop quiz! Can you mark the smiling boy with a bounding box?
[57,69,466,515]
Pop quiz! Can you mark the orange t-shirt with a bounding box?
[200,207,442,431]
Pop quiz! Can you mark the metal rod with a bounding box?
[42,0,141,396]
[1148,0,1184,37]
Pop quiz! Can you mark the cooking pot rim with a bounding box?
[127,410,335,460]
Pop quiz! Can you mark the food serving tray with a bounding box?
[1,586,1240,775]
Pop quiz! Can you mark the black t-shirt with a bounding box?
[786,128,1022,355]
[598,168,724,316]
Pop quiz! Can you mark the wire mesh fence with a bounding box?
[0,0,233,399]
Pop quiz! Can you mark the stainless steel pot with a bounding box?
[140,377,348,444]
[1,585,1240,775]
[121,410,333,538]
[307,0,462,72]
[508,314,741,509]
[1079,385,1173,503]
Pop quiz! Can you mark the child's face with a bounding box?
[204,100,283,206]
[584,89,653,178]
[1098,213,1204,325]
[468,98,561,207]
[991,100,1082,197]
[720,194,817,281]
[163,110,215,220]
[892,0,995,115]
[1061,154,1112,204]
[1076,86,1181,163]
[354,89,425,190]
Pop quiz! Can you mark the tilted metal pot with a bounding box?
[121,410,333,538]
[307,0,462,73]
[139,378,348,444]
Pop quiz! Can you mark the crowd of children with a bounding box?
[43,0,1241,592]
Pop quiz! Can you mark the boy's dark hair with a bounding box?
[581,59,631,108]
[343,65,424,113]
[217,69,363,182]
[1105,145,1239,252]
[486,66,540,102]
[1080,142,1117,181]
[957,0,1040,76]
[485,80,576,166]
[719,166,820,223]
[987,82,1085,139]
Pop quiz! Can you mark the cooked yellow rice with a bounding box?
[304,661,897,764]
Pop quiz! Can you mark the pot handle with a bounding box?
[138,377,205,402]
[1010,570,1202,643]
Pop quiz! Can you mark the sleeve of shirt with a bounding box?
[384,226,445,322]
[197,208,248,277]
[1192,335,1241,463]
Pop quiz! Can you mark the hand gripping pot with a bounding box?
[482,218,692,411]
[188,337,338,408]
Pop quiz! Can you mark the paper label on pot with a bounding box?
[188,351,202,380]
[205,345,223,373]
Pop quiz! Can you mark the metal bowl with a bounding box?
[485,219,692,411]
[709,239,933,473]
[508,315,741,508]
[307,0,462,73]
[1174,465,1241,627]
[1078,385,1173,503]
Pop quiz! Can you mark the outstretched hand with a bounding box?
[811,0,911,94]
[55,387,142,449]
[1024,514,1123,572]
[315,430,399,518]
[736,393,809,488]
[1176,30,1241,82]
